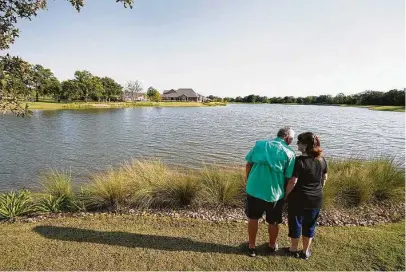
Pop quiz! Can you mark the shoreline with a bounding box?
[8,201,405,227]
[25,101,227,111]
[228,102,405,112]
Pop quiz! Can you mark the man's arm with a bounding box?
[246,162,253,181]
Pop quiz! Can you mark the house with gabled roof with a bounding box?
[161,88,206,102]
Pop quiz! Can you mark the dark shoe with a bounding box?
[248,247,257,257]
[299,250,311,260]
[267,244,278,255]
[283,247,299,258]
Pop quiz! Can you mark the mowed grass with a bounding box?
[340,104,405,112]
[368,105,405,112]
[0,215,404,271]
[25,101,226,110]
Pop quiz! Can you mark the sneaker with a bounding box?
[283,248,299,258]
[267,244,278,255]
[299,250,311,260]
[248,247,257,257]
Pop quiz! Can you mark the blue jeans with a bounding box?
[288,208,320,238]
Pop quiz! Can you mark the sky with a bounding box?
[5,0,406,97]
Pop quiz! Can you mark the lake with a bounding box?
[0,104,404,191]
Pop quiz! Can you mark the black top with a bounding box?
[288,155,328,210]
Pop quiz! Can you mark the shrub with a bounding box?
[0,190,33,219]
[197,165,245,207]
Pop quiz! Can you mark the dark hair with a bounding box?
[297,132,323,158]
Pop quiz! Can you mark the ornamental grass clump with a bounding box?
[38,169,78,212]
[197,165,246,207]
[324,158,405,208]
[85,169,133,211]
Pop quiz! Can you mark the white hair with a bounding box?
[277,127,294,139]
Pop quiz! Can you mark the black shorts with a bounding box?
[245,194,284,224]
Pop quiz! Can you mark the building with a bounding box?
[161,88,206,102]
[122,91,148,102]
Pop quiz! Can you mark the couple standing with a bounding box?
[245,127,328,259]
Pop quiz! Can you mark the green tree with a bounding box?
[44,77,61,101]
[31,64,55,102]
[383,89,405,106]
[147,86,161,102]
[0,55,32,116]
[61,79,81,101]
[0,0,134,115]
[89,76,104,102]
[244,94,256,103]
[101,77,122,102]
[333,93,346,104]
[283,96,296,103]
[73,70,93,101]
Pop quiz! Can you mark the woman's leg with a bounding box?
[290,237,300,252]
[301,208,320,256]
[302,236,312,254]
[288,207,302,252]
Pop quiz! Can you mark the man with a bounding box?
[245,127,296,257]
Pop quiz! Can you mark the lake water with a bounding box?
[0,104,404,191]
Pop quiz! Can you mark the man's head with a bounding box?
[277,127,295,145]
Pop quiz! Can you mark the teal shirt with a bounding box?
[245,137,296,202]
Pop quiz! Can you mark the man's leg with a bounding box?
[268,222,279,248]
[245,195,264,252]
[265,198,284,251]
[248,219,259,249]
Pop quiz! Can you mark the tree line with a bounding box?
[219,89,405,106]
[0,57,162,105]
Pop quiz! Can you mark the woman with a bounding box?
[284,132,328,259]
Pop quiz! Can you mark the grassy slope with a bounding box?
[25,101,226,110]
[0,215,404,271]
[339,104,405,112]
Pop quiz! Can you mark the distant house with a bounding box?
[161,88,206,102]
[123,91,148,102]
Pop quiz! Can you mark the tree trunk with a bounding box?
[35,91,39,102]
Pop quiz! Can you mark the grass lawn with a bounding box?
[340,104,405,112]
[25,101,226,110]
[0,215,404,271]
[367,105,405,112]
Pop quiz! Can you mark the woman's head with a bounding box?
[297,132,323,158]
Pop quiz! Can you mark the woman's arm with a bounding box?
[285,176,297,199]
[321,173,328,188]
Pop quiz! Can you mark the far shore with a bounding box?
[228,102,405,112]
[24,101,227,111]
